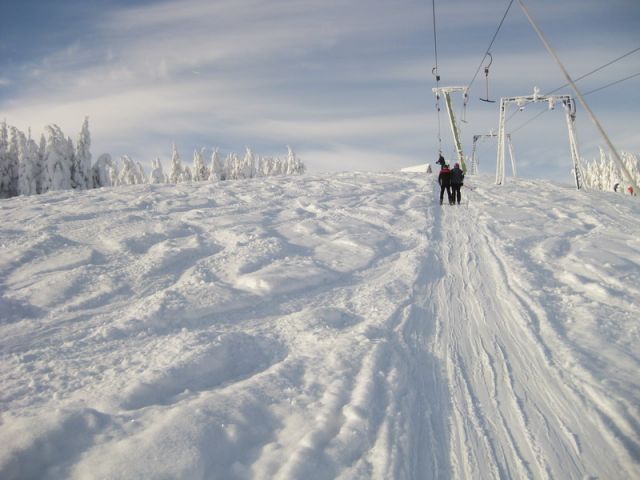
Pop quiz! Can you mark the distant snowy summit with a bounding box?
[400,163,432,173]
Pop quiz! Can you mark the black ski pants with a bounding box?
[440,185,452,204]
[451,184,462,204]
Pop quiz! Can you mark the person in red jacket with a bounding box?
[438,163,453,205]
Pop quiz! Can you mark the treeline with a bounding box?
[582,150,639,194]
[0,119,305,199]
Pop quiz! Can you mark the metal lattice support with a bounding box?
[432,86,469,172]
[496,88,583,189]
[471,133,514,176]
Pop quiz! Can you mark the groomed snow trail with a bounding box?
[0,173,638,479]
[435,188,639,480]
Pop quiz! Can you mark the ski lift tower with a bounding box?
[471,132,515,176]
[432,86,469,172]
[496,87,582,189]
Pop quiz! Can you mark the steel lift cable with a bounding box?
[507,47,640,125]
[432,0,443,154]
[510,71,640,134]
[466,0,515,92]
[548,46,640,95]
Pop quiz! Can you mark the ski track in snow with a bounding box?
[0,173,639,479]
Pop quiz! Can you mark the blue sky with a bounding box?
[1,0,638,183]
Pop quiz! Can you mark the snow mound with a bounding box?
[400,163,432,173]
[236,257,336,295]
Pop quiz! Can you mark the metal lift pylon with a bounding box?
[471,133,515,176]
[496,87,583,189]
[432,86,469,172]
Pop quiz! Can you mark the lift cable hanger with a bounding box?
[466,0,515,92]
[480,53,496,103]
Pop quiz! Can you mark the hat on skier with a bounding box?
[454,163,459,168]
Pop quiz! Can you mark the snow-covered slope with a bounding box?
[1,173,639,479]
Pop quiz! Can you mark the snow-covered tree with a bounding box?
[91,153,114,187]
[108,163,119,187]
[285,146,305,175]
[150,157,166,184]
[37,134,46,193]
[259,157,268,176]
[210,148,224,181]
[149,157,166,184]
[0,121,11,198]
[192,148,209,182]
[17,130,39,196]
[168,144,183,183]
[136,161,147,184]
[73,117,92,189]
[264,156,283,176]
[240,148,256,179]
[180,165,193,182]
[41,125,74,192]
[226,152,241,180]
[5,127,21,197]
[118,155,139,185]
[583,149,640,193]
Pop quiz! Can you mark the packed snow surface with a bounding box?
[1,172,639,479]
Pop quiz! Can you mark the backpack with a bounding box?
[451,167,464,185]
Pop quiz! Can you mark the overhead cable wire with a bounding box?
[547,46,640,95]
[432,0,443,152]
[508,50,640,129]
[509,108,547,134]
[466,0,515,91]
[509,71,640,134]
[507,47,640,124]
[583,71,640,96]
[432,0,439,76]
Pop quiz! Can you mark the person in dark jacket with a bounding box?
[450,163,465,204]
[438,164,453,205]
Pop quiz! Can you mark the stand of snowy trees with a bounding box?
[146,144,306,186]
[0,119,305,199]
[582,150,639,194]
[0,119,92,198]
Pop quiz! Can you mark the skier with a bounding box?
[450,163,465,205]
[438,163,453,205]
[436,154,446,169]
